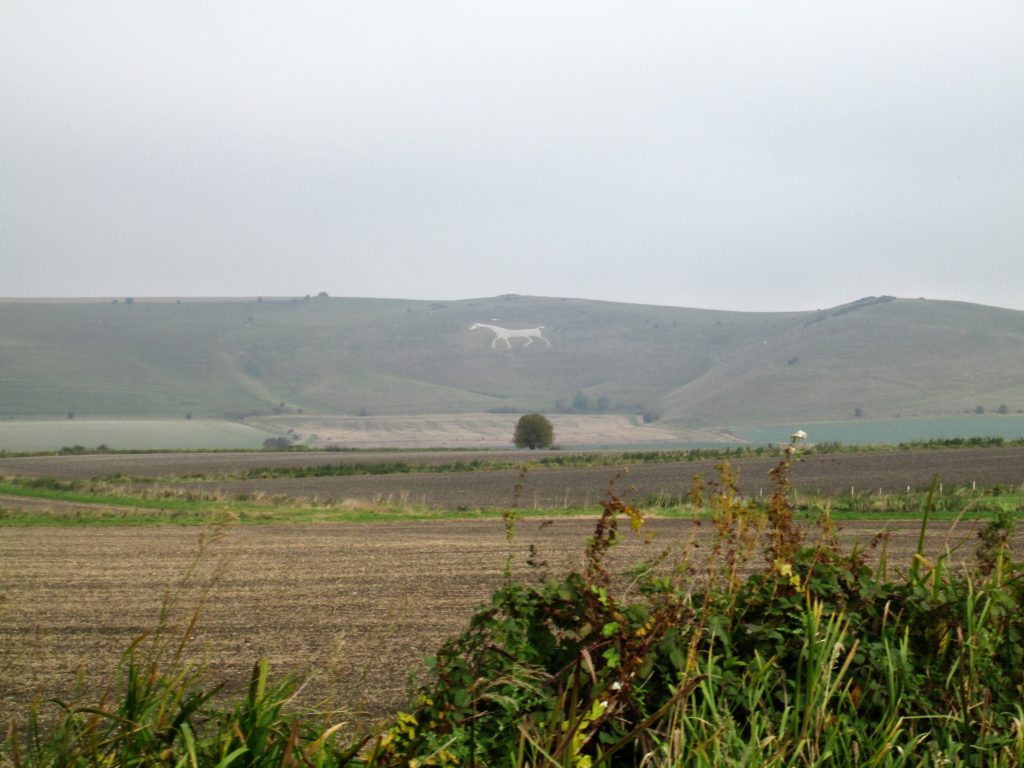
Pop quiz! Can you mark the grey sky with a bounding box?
[2,2,1022,311]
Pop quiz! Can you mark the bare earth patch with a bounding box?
[251,413,727,448]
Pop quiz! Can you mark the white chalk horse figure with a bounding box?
[470,323,552,349]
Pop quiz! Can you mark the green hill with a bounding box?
[1,295,1023,431]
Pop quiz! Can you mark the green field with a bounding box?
[0,419,274,452]
[734,415,1024,445]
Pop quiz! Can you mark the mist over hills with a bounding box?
[2,294,1023,431]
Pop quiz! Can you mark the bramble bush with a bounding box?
[374,442,1024,766]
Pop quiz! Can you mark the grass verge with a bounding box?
[2,470,1021,527]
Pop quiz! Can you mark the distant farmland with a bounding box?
[0,419,274,452]
[733,414,1024,445]
[3,445,1023,508]
[4,413,1024,454]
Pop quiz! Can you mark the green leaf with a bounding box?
[603,647,620,669]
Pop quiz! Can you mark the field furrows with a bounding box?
[0,450,536,481]
[2,519,1019,724]
[3,449,1022,511]
[160,448,1024,508]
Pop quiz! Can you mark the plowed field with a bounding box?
[3,446,1023,508]
[0,450,533,481]
[170,447,1024,508]
[3,518,1020,725]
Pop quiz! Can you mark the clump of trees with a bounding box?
[514,413,554,449]
[969,404,1013,415]
[555,392,614,413]
[262,436,294,450]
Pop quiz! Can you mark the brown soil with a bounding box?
[3,447,1022,508]
[0,449,534,481]
[168,447,1024,508]
[2,518,1018,727]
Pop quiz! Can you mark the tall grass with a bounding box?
[3,440,1023,766]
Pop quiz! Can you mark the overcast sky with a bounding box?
[2,2,1022,311]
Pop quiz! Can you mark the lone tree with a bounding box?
[514,413,554,449]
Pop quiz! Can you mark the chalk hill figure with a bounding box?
[470,323,552,349]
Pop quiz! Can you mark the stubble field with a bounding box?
[2,518,1020,726]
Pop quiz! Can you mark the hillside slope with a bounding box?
[662,297,1024,426]
[1,295,1022,428]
